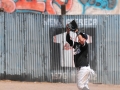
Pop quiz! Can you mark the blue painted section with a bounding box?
[16,10,42,14]
[78,0,118,14]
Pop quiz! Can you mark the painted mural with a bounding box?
[0,0,119,14]
[79,0,118,14]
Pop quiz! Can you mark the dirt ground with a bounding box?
[0,80,120,90]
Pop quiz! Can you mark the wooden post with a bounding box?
[61,5,66,15]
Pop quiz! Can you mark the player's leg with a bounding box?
[77,66,90,90]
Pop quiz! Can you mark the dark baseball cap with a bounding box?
[79,32,88,40]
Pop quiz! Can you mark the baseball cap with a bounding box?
[79,32,88,40]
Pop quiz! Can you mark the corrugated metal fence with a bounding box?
[0,12,120,84]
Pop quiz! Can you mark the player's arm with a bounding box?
[75,29,87,46]
[66,25,73,46]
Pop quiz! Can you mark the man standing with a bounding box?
[66,22,93,90]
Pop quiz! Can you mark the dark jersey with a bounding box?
[66,33,89,68]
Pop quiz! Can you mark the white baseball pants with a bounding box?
[77,66,94,90]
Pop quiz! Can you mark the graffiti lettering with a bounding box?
[16,0,45,12]
[0,0,118,14]
[46,0,73,14]
[1,0,16,13]
[79,0,117,14]
[108,0,117,9]
[46,0,56,14]
[0,0,73,14]
[66,19,97,26]
[44,18,97,26]
[89,0,96,5]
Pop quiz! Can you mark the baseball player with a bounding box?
[66,20,94,90]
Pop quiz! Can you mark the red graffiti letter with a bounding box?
[46,0,56,14]
[1,0,16,13]
[16,0,45,12]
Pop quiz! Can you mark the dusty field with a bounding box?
[0,80,120,90]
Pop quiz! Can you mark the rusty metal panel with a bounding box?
[48,15,120,84]
[3,13,120,84]
[5,13,45,81]
[5,13,25,80]
[44,15,63,82]
[24,13,45,81]
[96,15,120,84]
[0,12,4,79]
[46,15,97,83]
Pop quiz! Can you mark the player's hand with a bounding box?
[75,29,78,33]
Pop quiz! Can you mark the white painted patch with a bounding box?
[60,0,65,2]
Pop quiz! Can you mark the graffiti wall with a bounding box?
[0,0,119,14]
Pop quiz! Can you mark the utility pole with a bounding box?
[61,4,66,83]
[61,5,66,15]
